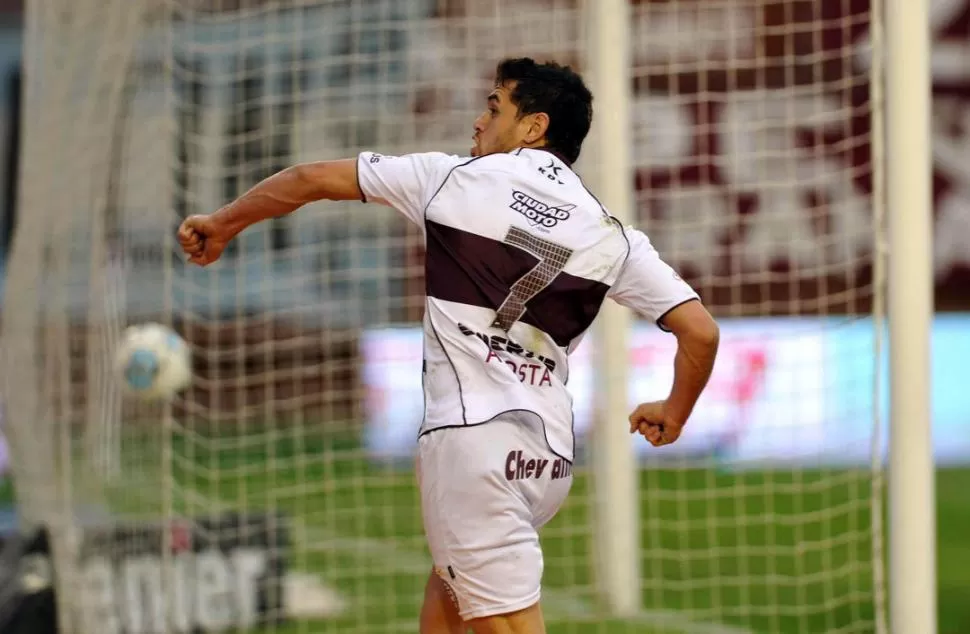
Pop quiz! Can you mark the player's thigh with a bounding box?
[465,601,547,634]
[420,569,466,634]
[417,417,570,621]
[418,426,542,620]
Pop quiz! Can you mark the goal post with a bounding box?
[885,1,936,633]
[1,2,150,632]
[584,0,640,618]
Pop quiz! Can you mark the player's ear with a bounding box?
[524,112,550,144]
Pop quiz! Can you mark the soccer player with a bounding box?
[178,58,719,634]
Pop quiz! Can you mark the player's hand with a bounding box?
[178,214,230,267]
[628,400,684,447]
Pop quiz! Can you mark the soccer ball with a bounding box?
[115,323,192,400]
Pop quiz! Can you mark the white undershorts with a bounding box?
[416,412,574,621]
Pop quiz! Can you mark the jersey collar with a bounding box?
[512,146,572,168]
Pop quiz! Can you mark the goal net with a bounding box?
[0,1,887,633]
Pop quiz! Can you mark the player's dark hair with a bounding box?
[494,57,593,165]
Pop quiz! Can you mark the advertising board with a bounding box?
[0,512,288,634]
[362,316,970,467]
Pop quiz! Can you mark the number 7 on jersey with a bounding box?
[491,226,574,332]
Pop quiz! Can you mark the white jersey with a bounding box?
[356,147,698,461]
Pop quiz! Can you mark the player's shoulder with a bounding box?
[444,147,550,172]
[407,147,566,176]
[617,224,650,247]
[407,150,471,164]
[616,225,674,268]
[360,149,469,167]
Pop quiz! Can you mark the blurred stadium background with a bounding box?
[0,1,964,633]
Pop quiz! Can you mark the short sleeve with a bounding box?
[608,227,700,331]
[356,151,465,226]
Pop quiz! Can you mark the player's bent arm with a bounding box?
[659,299,720,425]
[607,227,719,427]
[211,159,361,238]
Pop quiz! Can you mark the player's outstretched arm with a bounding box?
[629,300,719,446]
[178,159,360,266]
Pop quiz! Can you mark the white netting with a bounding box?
[0,1,886,633]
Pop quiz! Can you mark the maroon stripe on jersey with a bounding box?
[425,220,610,347]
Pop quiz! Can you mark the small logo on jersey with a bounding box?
[369,153,382,163]
[538,159,564,184]
[505,450,573,481]
[509,190,575,231]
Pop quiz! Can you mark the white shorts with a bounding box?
[416,413,573,620]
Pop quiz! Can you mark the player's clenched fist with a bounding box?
[178,215,231,267]
[629,400,684,447]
